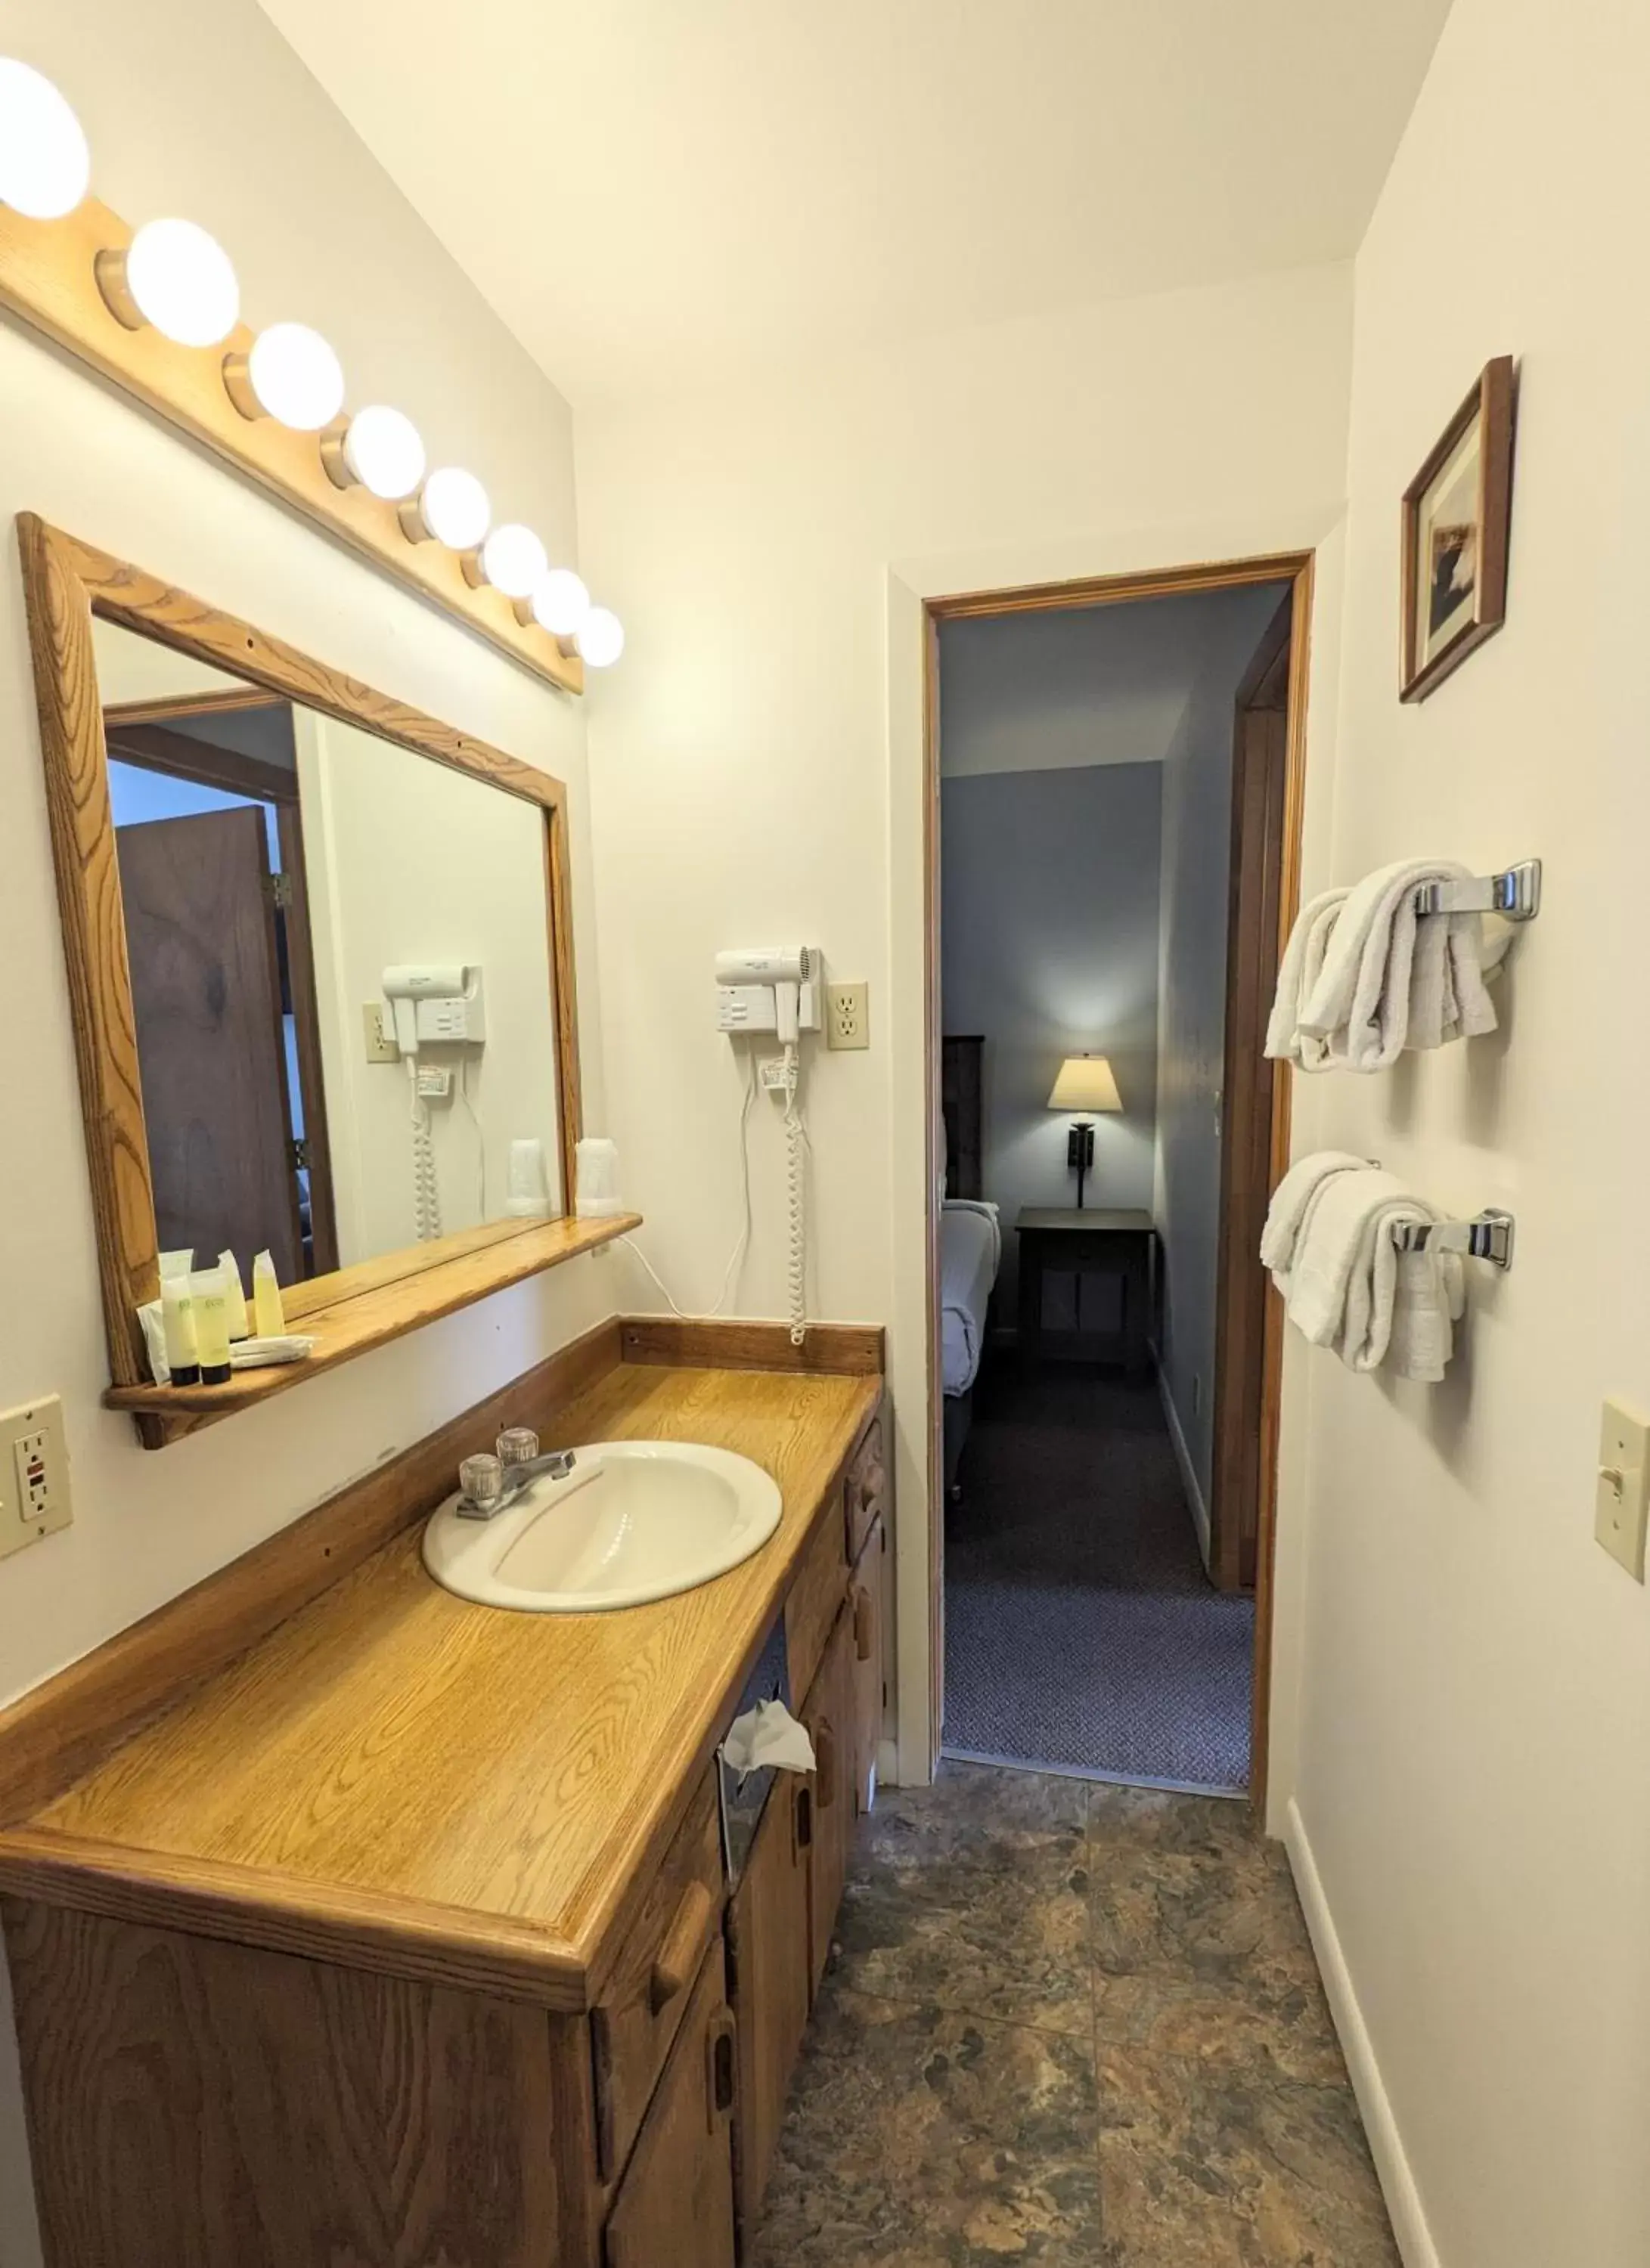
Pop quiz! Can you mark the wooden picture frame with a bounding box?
[18,514,622,1449]
[1400,355,1516,702]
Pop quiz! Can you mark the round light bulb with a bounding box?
[577,607,625,669]
[417,466,490,550]
[120,218,240,346]
[0,57,90,219]
[237,322,344,430]
[530,568,591,638]
[340,404,425,500]
[480,523,548,600]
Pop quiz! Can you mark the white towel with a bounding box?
[1384,1247,1465,1383]
[1300,859,1496,1070]
[1259,1151,1372,1280]
[1265,888,1348,1066]
[1282,1167,1445,1370]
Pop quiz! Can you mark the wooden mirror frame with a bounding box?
[20,514,635,1449]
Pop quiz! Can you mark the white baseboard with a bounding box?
[1156,1365,1211,1572]
[1283,1800,1440,2268]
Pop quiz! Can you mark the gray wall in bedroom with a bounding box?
[941,760,1162,1327]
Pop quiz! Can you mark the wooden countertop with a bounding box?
[0,1358,879,2009]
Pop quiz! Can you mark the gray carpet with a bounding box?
[943,1364,1254,1793]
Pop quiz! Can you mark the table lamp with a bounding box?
[1046,1054,1121,1208]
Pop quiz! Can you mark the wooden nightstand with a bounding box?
[1014,1207,1155,1379]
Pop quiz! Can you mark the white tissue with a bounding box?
[719,1696,816,1781]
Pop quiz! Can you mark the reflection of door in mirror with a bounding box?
[94,616,566,1289]
[102,659,338,1284]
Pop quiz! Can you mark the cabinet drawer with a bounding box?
[604,1936,737,2268]
[844,1414,887,1566]
[593,1770,724,2183]
[784,1495,849,1709]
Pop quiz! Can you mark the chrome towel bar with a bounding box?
[1391,1210,1515,1270]
[1412,860,1541,922]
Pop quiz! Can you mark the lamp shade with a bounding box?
[1047,1055,1121,1113]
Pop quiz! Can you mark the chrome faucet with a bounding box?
[455,1442,577,1521]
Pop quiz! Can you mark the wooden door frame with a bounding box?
[104,702,342,1278]
[922,550,1313,1810]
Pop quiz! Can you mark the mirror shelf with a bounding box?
[103,1210,639,1448]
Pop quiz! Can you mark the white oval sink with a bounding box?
[421,1441,783,1613]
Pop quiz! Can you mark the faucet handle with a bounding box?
[457,1452,504,1517]
[497,1426,540,1467]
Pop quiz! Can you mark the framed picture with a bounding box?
[1400,355,1516,702]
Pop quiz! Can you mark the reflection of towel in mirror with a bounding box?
[1299,859,1497,1070]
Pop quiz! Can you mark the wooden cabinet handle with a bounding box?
[815,1717,837,1808]
[853,1586,875,1662]
[649,1879,714,2012]
[793,1780,813,1855]
[859,1463,886,1506]
[705,2008,737,2130]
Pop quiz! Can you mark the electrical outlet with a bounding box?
[827,981,870,1050]
[0,1395,72,1563]
[362,1002,399,1063]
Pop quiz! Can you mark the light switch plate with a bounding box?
[827,981,870,1050]
[0,1394,72,1563]
[1596,1398,1648,1581]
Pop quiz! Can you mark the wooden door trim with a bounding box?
[18,513,585,1445]
[920,549,1313,1807]
[1210,593,1293,1594]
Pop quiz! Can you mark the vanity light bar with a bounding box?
[0,60,624,686]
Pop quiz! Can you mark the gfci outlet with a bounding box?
[827,981,870,1050]
[0,1394,72,1563]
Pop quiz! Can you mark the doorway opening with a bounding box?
[924,553,1311,1807]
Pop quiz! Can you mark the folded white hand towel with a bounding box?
[1382,1247,1465,1383]
[1285,1168,1442,1363]
[1406,903,1499,1053]
[1265,888,1348,1064]
[1300,859,1496,1071]
[1260,1151,1372,1279]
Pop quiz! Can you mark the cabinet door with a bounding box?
[849,1515,886,1820]
[604,1938,737,2268]
[726,1773,811,2230]
[800,1603,855,1996]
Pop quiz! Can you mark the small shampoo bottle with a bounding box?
[160,1259,200,1387]
[192,1265,233,1386]
[252,1250,286,1338]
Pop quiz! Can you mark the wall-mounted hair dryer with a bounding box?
[713,947,821,1043]
[381,964,487,1057]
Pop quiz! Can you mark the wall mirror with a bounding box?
[20,516,611,1448]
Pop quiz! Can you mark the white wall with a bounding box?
[0,7,609,2261]
[576,261,1355,1773]
[294,712,564,1263]
[1152,584,1286,1523]
[1280,5,1650,2265]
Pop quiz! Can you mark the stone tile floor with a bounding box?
[748,1761,1399,2266]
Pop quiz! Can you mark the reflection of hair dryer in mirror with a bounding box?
[382,965,488,1246]
[381,964,487,1057]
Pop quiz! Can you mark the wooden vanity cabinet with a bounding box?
[726,1764,813,2229]
[604,1938,737,2268]
[850,1514,887,1818]
[799,1600,856,1994]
